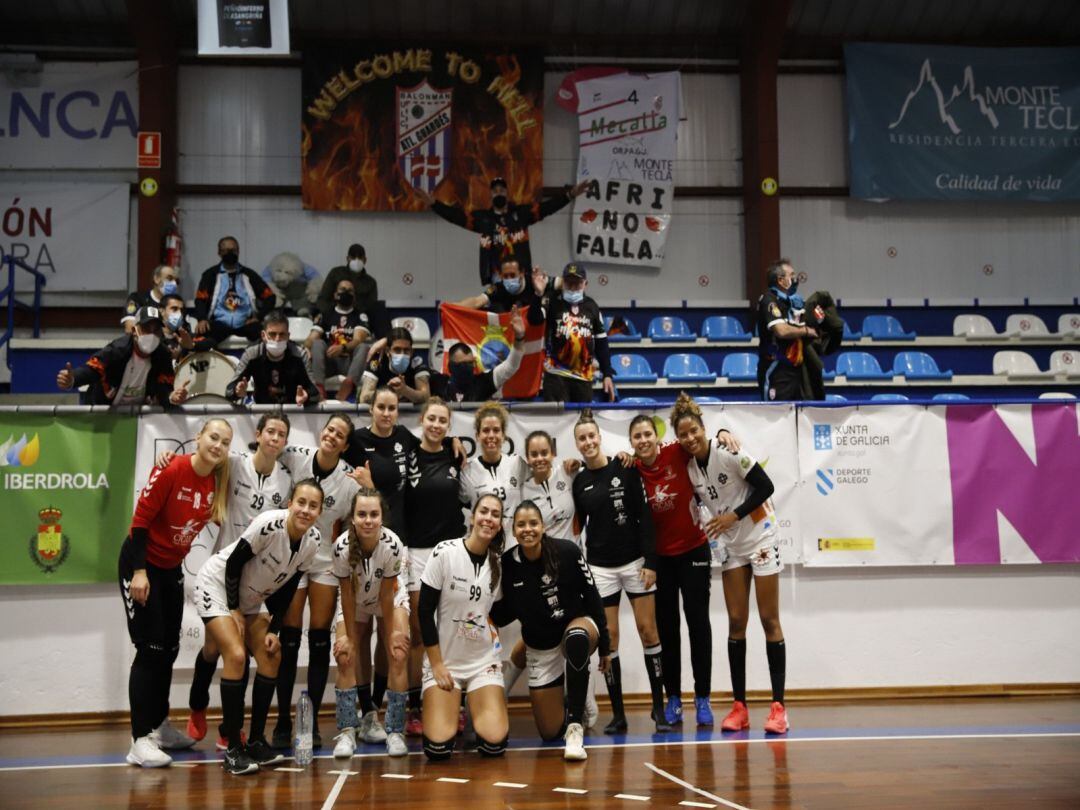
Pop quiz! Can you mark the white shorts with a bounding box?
[193,580,261,620]
[407,547,433,593]
[333,577,410,626]
[421,655,503,694]
[298,569,339,589]
[590,558,656,600]
[722,534,783,576]
[526,616,599,689]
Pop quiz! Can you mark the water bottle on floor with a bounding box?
[295,690,313,767]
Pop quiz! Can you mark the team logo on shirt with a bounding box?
[556,480,566,491]
[29,506,70,574]
[325,495,336,509]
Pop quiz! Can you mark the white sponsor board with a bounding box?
[197,0,291,56]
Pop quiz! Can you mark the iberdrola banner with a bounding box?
[845,43,1080,200]
[438,303,544,399]
[302,45,543,211]
[558,69,680,267]
[0,414,137,583]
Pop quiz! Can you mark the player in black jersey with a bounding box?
[404,397,466,735]
[492,501,609,761]
[571,410,670,734]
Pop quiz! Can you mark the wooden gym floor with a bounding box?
[0,696,1077,809]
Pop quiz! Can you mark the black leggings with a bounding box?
[654,543,712,699]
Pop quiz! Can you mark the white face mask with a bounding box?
[265,339,287,358]
[348,258,364,271]
[136,333,160,354]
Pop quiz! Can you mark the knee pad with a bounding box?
[476,733,507,757]
[563,627,591,672]
[423,735,454,761]
[280,626,302,653]
[308,628,331,656]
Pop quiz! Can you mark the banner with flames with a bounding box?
[845,44,1080,200]
[302,46,544,211]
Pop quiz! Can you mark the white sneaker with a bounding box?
[386,732,408,757]
[127,735,173,768]
[152,719,195,750]
[359,710,387,743]
[583,691,600,730]
[563,722,587,761]
[333,728,356,759]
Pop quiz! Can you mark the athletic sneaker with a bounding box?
[358,710,387,744]
[583,691,599,729]
[126,735,173,768]
[652,710,673,733]
[245,737,284,765]
[721,700,750,732]
[186,709,208,742]
[222,745,259,775]
[152,719,195,750]
[763,701,789,734]
[664,695,683,725]
[695,697,714,727]
[271,725,292,750]
[563,722,587,761]
[404,709,423,737]
[386,732,408,757]
[333,728,356,759]
[216,729,247,751]
[313,728,323,749]
[603,715,627,734]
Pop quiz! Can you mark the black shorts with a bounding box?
[118,541,185,651]
[543,372,594,404]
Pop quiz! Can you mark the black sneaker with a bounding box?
[652,710,673,733]
[222,745,259,775]
[603,715,628,735]
[312,728,322,749]
[271,726,292,751]
[246,737,284,765]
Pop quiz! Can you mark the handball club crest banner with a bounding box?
[302,45,543,211]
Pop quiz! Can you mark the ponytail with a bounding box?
[347,486,388,597]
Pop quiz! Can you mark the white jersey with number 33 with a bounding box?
[686,439,776,551]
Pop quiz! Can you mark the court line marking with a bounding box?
[320,769,350,810]
[554,787,589,794]
[275,766,304,772]
[680,802,718,809]
[327,769,357,776]
[647,761,751,810]
[2,731,1079,773]
[494,781,527,788]
[380,773,413,779]
[437,777,470,783]
[615,794,650,802]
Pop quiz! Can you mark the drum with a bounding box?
[173,350,237,400]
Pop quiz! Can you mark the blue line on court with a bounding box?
[0,723,1078,771]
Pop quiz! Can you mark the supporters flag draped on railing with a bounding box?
[438,303,545,399]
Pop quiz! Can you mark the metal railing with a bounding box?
[1,253,47,369]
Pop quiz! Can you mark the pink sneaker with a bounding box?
[763,701,789,734]
[721,700,750,732]
[187,709,207,742]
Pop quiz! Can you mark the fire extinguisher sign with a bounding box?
[138,132,162,169]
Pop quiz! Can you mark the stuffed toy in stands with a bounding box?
[262,252,321,317]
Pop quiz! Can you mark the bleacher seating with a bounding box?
[663,353,716,383]
[695,396,723,403]
[842,319,862,341]
[835,352,894,380]
[391,316,431,342]
[825,394,848,402]
[1005,313,1052,340]
[618,396,657,405]
[648,316,696,342]
[1057,313,1080,337]
[992,350,1052,379]
[721,352,758,382]
[1039,392,1077,399]
[863,314,916,341]
[1050,350,1080,379]
[612,353,658,383]
[287,316,314,339]
[871,393,909,402]
[605,315,640,342]
[893,351,953,380]
[702,316,752,342]
[953,314,1006,340]
[932,393,970,401]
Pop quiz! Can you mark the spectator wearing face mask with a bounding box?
[56,306,189,408]
[225,309,321,406]
[317,243,379,317]
[454,256,548,329]
[159,293,195,362]
[122,265,180,334]
[358,326,431,405]
[441,306,526,403]
[193,236,276,348]
[304,278,373,402]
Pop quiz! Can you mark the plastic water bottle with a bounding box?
[295,690,313,767]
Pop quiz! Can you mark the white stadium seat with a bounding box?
[953,314,1006,340]
[992,350,1051,380]
[1005,313,1053,340]
[1049,350,1080,380]
[288,316,315,339]
[1038,391,1077,400]
[1058,313,1080,338]
[391,316,431,343]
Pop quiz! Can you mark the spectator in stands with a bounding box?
[225,309,320,406]
[442,306,526,403]
[122,264,179,334]
[56,306,190,408]
[454,256,547,327]
[415,177,590,285]
[756,259,817,402]
[536,263,615,403]
[358,326,430,405]
[317,243,379,318]
[193,236,275,347]
[304,277,373,402]
[159,293,195,362]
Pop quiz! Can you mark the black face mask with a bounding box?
[492,194,507,209]
[450,361,474,388]
[222,251,239,268]
[336,292,355,308]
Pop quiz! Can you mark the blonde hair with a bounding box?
[420,396,451,419]
[669,391,704,431]
[473,400,508,436]
[573,407,599,438]
[198,418,233,525]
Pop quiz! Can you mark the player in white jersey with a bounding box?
[329,488,411,758]
[458,401,529,537]
[671,392,789,736]
[416,494,509,761]
[194,480,323,775]
[271,414,368,750]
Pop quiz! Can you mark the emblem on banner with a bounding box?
[397,81,453,193]
[30,506,71,574]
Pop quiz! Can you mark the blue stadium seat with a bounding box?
[605,315,640,342]
[842,319,862,341]
[825,394,848,402]
[932,393,970,402]
[618,397,657,405]
[663,353,717,383]
[695,396,723,403]
[612,353,658,383]
[862,314,916,341]
[721,352,758,382]
[871,393,909,402]
[647,316,696,342]
[835,352,894,380]
[702,316,752,342]
[892,351,953,380]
